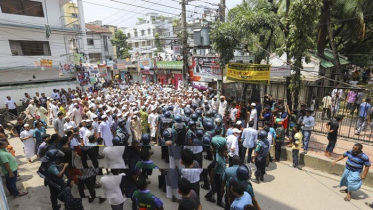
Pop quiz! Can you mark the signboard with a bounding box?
[270,66,291,78]
[73,53,83,64]
[192,81,208,90]
[189,56,221,81]
[142,66,150,75]
[100,69,108,77]
[98,64,107,73]
[89,77,97,84]
[139,58,155,69]
[40,59,53,67]
[88,65,99,74]
[226,63,271,84]
[76,72,90,86]
[116,63,126,69]
[157,61,183,70]
[173,44,181,55]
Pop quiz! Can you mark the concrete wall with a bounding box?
[0,81,79,109]
[0,28,70,69]
[0,0,65,28]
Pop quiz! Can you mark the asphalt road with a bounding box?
[4,128,373,210]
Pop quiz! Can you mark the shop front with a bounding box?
[140,59,157,84]
[188,56,221,90]
[157,61,183,88]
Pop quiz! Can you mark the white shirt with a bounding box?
[83,129,93,145]
[99,120,114,146]
[218,100,228,116]
[64,121,77,131]
[249,109,258,130]
[103,146,126,168]
[51,105,59,118]
[184,146,203,154]
[100,175,126,205]
[5,99,16,110]
[230,108,237,122]
[180,168,203,183]
[211,99,219,111]
[148,113,156,129]
[27,104,37,117]
[242,127,258,149]
[227,134,239,157]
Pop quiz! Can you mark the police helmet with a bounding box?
[168,105,174,111]
[206,111,213,117]
[215,113,223,119]
[161,108,167,114]
[162,130,172,140]
[141,133,151,145]
[214,118,222,124]
[184,108,192,116]
[196,109,202,116]
[191,113,198,121]
[164,111,171,118]
[188,120,196,127]
[41,149,65,162]
[212,110,218,116]
[196,129,204,138]
[236,164,252,181]
[258,130,268,140]
[204,121,214,131]
[203,135,211,145]
[174,115,182,123]
[112,136,122,146]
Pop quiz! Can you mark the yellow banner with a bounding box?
[40,59,53,68]
[226,63,271,84]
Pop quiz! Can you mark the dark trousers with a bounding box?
[255,159,266,178]
[78,176,96,198]
[326,140,336,153]
[111,202,124,210]
[275,141,282,161]
[238,143,243,161]
[292,149,299,167]
[191,181,200,197]
[194,152,203,168]
[5,170,19,196]
[81,148,99,168]
[242,147,254,163]
[48,182,61,210]
[322,108,331,119]
[161,146,169,162]
[8,108,18,117]
[206,173,223,203]
[204,146,213,160]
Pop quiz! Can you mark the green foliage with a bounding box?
[110,29,131,59]
[172,18,180,27]
[154,33,163,55]
[137,17,145,22]
[157,15,167,22]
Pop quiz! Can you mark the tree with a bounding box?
[154,33,163,56]
[286,0,322,109]
[110,29,132,59]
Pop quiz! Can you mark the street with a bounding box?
[4,128,373,210]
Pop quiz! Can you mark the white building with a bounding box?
[0,0,81,107]
[122,13,174,59]
[84,21,114,63]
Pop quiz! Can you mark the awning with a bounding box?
[308,49,350,68]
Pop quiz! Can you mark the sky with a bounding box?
[80,0,240,28]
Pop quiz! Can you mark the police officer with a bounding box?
[190,113,202,128]
[183,108,192,124]
[204,121,215,161]
[39,149,67,210]
[253,130,270,183]
[116,119,130,146]
[172,115,187,146]
[222,155,241,210]
[227,164,261,210]
[203,111,214,127]
[214,117,226,137]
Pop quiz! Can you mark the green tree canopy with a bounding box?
[110,29,132,59]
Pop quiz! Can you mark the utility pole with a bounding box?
[77,0,90,63]
[181,0,188,87]
[219,0,225,93]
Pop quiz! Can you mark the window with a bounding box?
[142,41,146,47]
[135,42,139,47]
[127,33,131,38]
[73,24,80,29]
[103,36,108,52]
[147,40,151,46]
[128,43,132,48]
[87,39,94,46]
[89,53,101,62]
[148,29,151,35]
[9,40,51,56]
[0,0,44,17]
[134,31,138,37]
[141,30,145,36]
[71,13,78,18]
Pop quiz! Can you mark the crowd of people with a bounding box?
[0,79,371,210]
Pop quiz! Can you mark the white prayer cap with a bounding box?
[102,115,107,119]
[251,103,256,107]
[24,124,30,127]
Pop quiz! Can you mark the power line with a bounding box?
[101,0,137,21]
[109,0,179,16]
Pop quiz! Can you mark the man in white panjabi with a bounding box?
[19,124,35,163]
[249,103,258,130]
[99,115,113,146]
[70,103,82,126]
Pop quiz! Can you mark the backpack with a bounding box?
[174,122,186,146]
[117,127,130,146]
[257,140,270,162]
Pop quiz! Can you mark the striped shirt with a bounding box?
[184,146,203,154]
[180,168,203,183]
[344,150,371,173]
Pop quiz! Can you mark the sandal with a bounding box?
[344,196,351,201]
[339,189,348,193]
[15,191,28,198]
[365,202,373,208]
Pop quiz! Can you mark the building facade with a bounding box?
[122,13,174,60]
